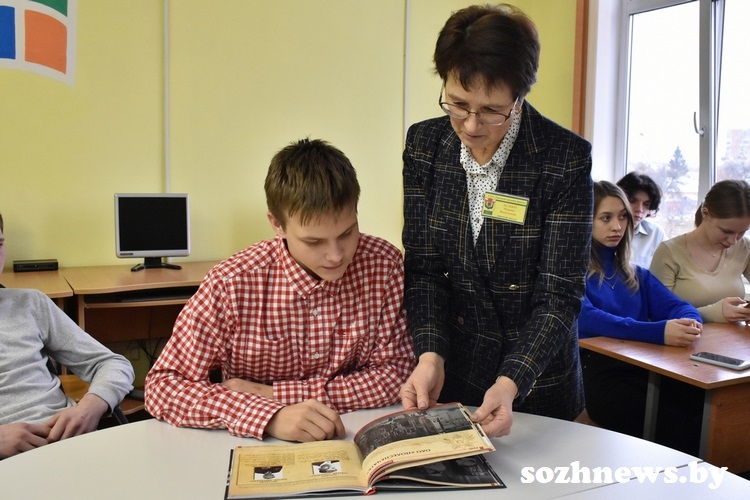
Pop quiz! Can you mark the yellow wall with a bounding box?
[1,0,578,268]
[1,1,164,267]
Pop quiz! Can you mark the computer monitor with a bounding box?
[114,193,191,272]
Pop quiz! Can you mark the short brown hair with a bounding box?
[264,138,360,227]
[434,3,539,97]
[0,212,3,232]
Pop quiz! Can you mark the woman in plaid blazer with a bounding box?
[400,4,593,438]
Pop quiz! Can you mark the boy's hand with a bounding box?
[44,393,109,442]
[0,423,50,459]
[265,399,345,442]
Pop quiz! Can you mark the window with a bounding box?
[618,0,750,238]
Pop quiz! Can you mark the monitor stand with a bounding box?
[131,257,183,272]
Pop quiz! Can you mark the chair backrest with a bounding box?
[58,373,89,401]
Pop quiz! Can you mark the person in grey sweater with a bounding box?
[0,213,134,459]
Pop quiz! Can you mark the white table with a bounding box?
[567,461,749,499]
[0,406,747,499]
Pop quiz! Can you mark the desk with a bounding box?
[0,407,747,499]
[62,261,216,342]
[0,269,73,306]
[579,323,750,473]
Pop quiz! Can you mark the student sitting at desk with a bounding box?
[650,179,750,323]
[0,212,135,460]
[578,182,703,453]
[616,172,666,269]
[144,138,415,443]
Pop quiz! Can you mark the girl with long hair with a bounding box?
[579,181,703,454]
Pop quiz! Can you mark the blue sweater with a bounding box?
[578,247,701,344]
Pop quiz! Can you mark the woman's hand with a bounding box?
[663,318,702,347]
[719,297,750,323]
[399,353,445,410]
[470,376,517,437]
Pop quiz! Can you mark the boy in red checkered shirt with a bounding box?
[145,138,414,442]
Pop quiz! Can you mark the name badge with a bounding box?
[482,191,529,225]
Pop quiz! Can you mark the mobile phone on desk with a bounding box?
[690,352,750,371]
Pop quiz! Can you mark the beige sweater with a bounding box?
[650,234,750,322]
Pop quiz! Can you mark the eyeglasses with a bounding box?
[438,87,518,126]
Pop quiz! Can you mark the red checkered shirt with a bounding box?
[144,234,415,439]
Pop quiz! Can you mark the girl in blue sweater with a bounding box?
[579,181,703,453]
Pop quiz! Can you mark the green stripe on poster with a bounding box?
[30,0,67,17]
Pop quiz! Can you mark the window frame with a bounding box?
[615,0,722,202]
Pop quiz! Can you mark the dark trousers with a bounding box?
[580,350,703,456]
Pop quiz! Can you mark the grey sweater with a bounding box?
[0,288,134,424]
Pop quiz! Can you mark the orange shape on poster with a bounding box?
[25,10,67,73]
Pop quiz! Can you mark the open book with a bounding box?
[224,403,504,498]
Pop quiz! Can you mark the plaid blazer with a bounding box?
[402,103,592,420]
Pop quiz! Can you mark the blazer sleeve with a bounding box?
[402,121,454,359]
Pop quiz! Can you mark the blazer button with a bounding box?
[457,316,465,325]
[509,284,519,290]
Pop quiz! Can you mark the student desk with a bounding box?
[0,406,747,500]
[61,261,216,342]
[0,269,73,307]
[579,322,750,473]
[2,262,216,342]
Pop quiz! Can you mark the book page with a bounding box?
[226,440,367,499]
[353,404,495,483]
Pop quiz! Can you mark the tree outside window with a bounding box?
[620,0,750,238]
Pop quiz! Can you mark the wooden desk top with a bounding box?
[61,261,217,295]
[579,323,750,390]
[0,270,73,298]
